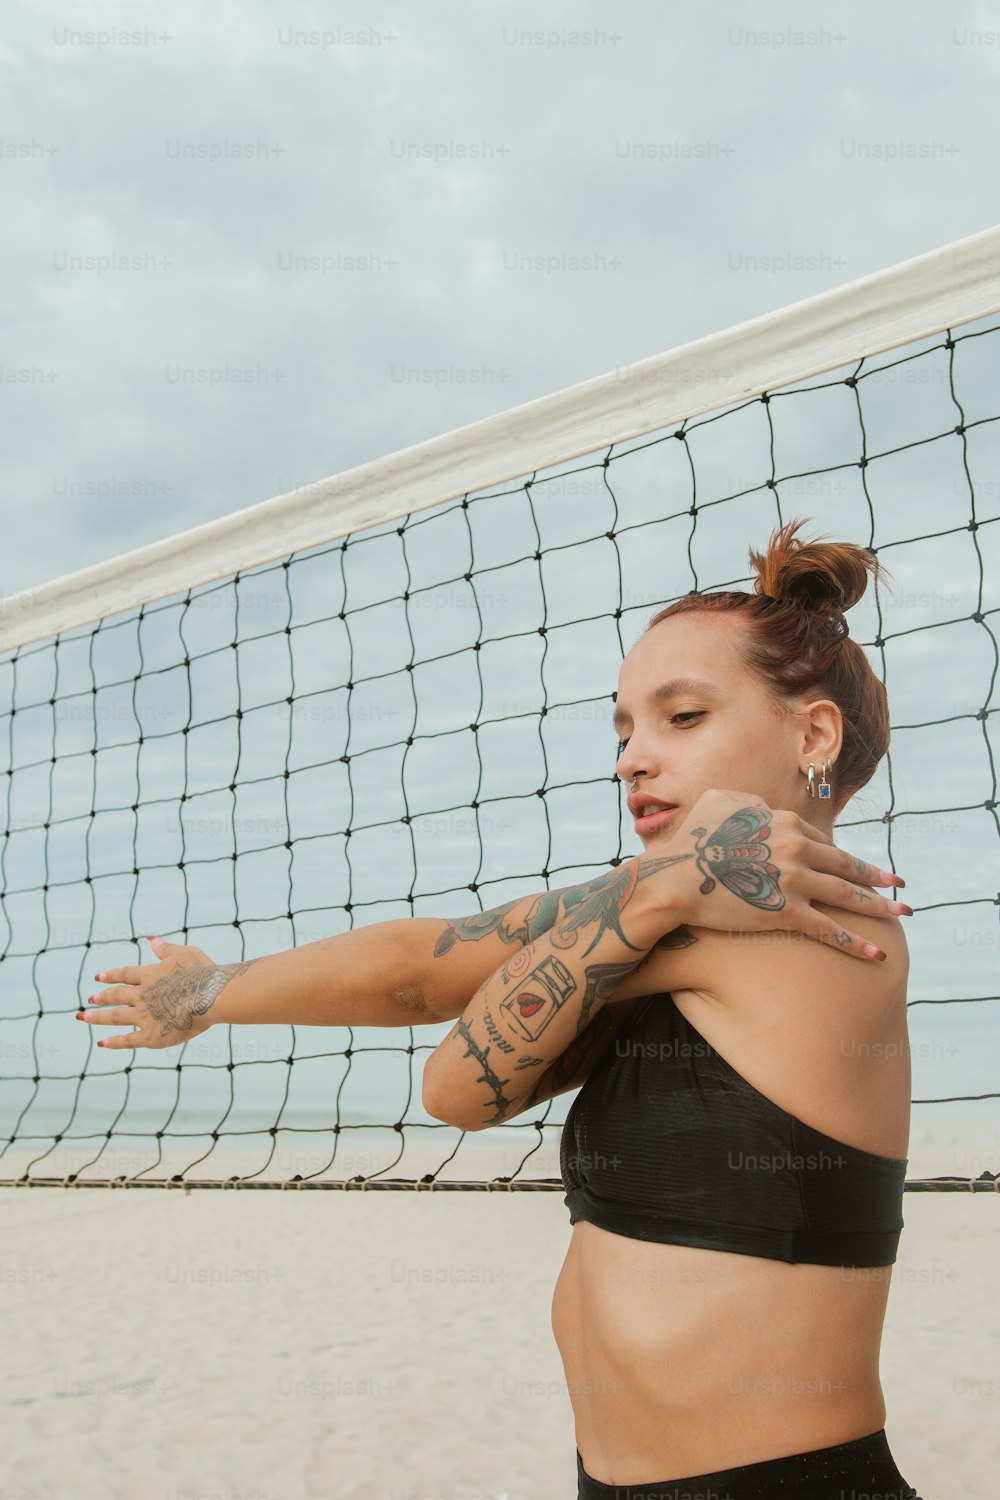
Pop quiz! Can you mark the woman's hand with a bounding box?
[76,936,231,1050]
[639,788,911,962]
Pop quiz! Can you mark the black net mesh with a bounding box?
[2,317,998,1190]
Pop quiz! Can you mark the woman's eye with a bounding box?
[617,714,702,754]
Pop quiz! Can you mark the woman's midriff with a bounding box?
[552,1222,894,1485]
[551,919,911,1484]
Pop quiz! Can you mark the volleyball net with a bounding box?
[2,227,999,1191]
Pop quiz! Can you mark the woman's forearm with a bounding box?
[421,850,691,1130]
[182,884,576,1031]
[200,921,430,1027]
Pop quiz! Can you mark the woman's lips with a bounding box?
[634,805,679,835]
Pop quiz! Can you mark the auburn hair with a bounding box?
[644,517,896,814]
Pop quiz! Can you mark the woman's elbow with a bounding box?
[421,1065,480,1131]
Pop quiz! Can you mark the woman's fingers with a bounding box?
[92,964,148,987]
[814,918,887,962]
[798,832,906,896]
[97,1029,143,1050]
[78,979,142,1027]
[83,1009,136,1028]
[824,872,913,918]
[841,852,906,891]
[149,936,183,954]
[788,814,906,890]
[774,821,910,959]
[86,983,137,1007]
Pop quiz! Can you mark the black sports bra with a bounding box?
[560,992,907,1267]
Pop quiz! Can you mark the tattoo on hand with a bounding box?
[691,806,786,912]
[145,961,257,1038]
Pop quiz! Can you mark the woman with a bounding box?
[79,519,920,1498]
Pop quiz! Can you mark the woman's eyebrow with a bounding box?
[612,676,721,730]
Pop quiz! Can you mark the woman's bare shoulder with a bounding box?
[615,895,909,1017]
[701,902,909,1021]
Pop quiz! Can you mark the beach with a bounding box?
[2,1149,996,1500]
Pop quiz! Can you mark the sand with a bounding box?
[2,1159,997,1500]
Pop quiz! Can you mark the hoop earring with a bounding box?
[806,759,834,800]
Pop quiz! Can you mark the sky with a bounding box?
[1,0,998,1181]
[2,0,999,598]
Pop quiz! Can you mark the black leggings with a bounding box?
[576,1427,922,1499]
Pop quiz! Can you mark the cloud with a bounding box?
[1,0,996,602]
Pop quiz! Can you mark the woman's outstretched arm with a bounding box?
[84,788,906,1053]
[79,883,578,1049]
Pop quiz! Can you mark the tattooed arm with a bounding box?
[82,882,588,1048]
[86,788,901,1052]
[421,850,693,1130]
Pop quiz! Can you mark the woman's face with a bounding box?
[613,612,839,847]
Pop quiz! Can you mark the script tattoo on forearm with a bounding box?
[453,1004,516,1126]
[481,999,516,1054]
[144,962,257,1037]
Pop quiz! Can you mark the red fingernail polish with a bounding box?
[97,1039,106,1048]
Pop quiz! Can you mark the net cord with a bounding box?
[2,224,1000,653]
